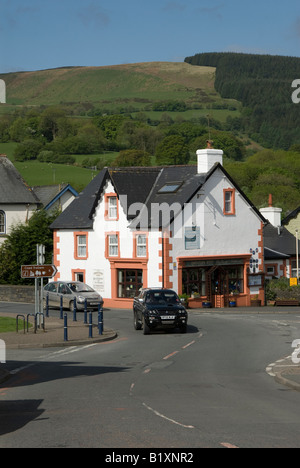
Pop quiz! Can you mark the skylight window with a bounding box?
[158,182,182,194]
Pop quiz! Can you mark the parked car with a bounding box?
[133,288,188,335]
[43,281,104,311]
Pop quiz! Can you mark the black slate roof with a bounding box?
[264,223,297,258]
[50,163,265,230]
[0,156,40,205]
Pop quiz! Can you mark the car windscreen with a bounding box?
[145,291,180,305]
[67,283,95,293]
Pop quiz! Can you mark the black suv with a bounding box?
[133,288,188,335]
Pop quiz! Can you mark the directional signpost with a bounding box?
[21,244,58,328]
[21,264,57,279]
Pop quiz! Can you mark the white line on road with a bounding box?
[142,402,195,429]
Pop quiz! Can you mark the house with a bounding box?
[0,154,41,245]
[33,184,78,214]
[261,196,300,280]
[51,145,266,308]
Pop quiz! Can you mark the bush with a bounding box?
[266,278,300,301]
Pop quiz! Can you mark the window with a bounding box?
[74,233,88,259]
[0,211,5,234]
[158,182,183,194]
[182,268,206,296]
[223,189,235,215]
[108,234,119,257]
[109,197,118,219]
[77,235,87,258]
[118,269,143,298]
[136,234,147,257]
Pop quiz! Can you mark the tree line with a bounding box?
[185,52,300,149]
[0,105,245,168]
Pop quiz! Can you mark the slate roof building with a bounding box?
[0,154,41,245]
[51,146,266,308]
[261,196,300,279]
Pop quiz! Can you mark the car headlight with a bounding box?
[77,296,85,303]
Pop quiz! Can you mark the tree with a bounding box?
[112,149,151,167]
[0,210,59,285]
[155,135,190,166]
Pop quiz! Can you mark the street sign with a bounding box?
[21,264,57,279]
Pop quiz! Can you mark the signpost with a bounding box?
[21,264,57,279]
[21,244,57,328]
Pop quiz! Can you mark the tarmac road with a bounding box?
[1,303,300,447]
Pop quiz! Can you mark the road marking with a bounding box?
[163,351,179,360]
[221,442,239,449]
[142,402,194,429]
[182,340,195,349]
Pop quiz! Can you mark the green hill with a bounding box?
[0,62,219,106]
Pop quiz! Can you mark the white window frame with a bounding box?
[109,234,119,257]
[136,234,147,257]
[108,197,118,219]
[77,235,87,258]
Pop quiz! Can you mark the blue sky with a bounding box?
[1,0,300,73]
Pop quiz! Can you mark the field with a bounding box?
[0,143,118,191]
[0,62,241,190]
[0,62,218,106]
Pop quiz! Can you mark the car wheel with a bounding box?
[134,311,142,330]
[143,316,150,335]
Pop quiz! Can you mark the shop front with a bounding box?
[178,255,253,308]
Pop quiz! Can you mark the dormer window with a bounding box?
[105,194,119,220]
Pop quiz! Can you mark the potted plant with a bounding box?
[250,295,261,307]
[229,290,238,307]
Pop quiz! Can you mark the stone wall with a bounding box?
[0,285,35,303]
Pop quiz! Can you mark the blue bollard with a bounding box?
[60,295,63,319]
[84,298,87,324]
[73,297,77,322]
[64,313,68,342]
[98,307,103,335]
[89,311,93,338]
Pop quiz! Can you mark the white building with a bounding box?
[0,155,40,245]
[51,146,266,308]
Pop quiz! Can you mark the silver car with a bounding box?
[43,281,104,311]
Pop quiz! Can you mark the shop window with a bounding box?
[228,266,244,293]
[182,268,206,296]
[118,269,143,298]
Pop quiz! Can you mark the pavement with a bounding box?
[1,305,300,391]
[0,311,117,384]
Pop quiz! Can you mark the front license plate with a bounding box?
[161,315,175,320]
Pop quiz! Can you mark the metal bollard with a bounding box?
[64,313,68,342]
[89,311,93,338]
[46,294,49,318]
[98,307,103,335]
[84,298,87,324]
[60,295,63,319]
[73,297,77,322]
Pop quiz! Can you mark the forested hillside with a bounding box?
[185,52,300,149]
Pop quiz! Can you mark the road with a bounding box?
[1,304,300,448]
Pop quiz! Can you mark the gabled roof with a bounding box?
[282,207,300,225]
[0,156,40,205]
[33,184,78,210]
[264,223,297,258]
[50,163,266,230]
[50,169,108,229]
